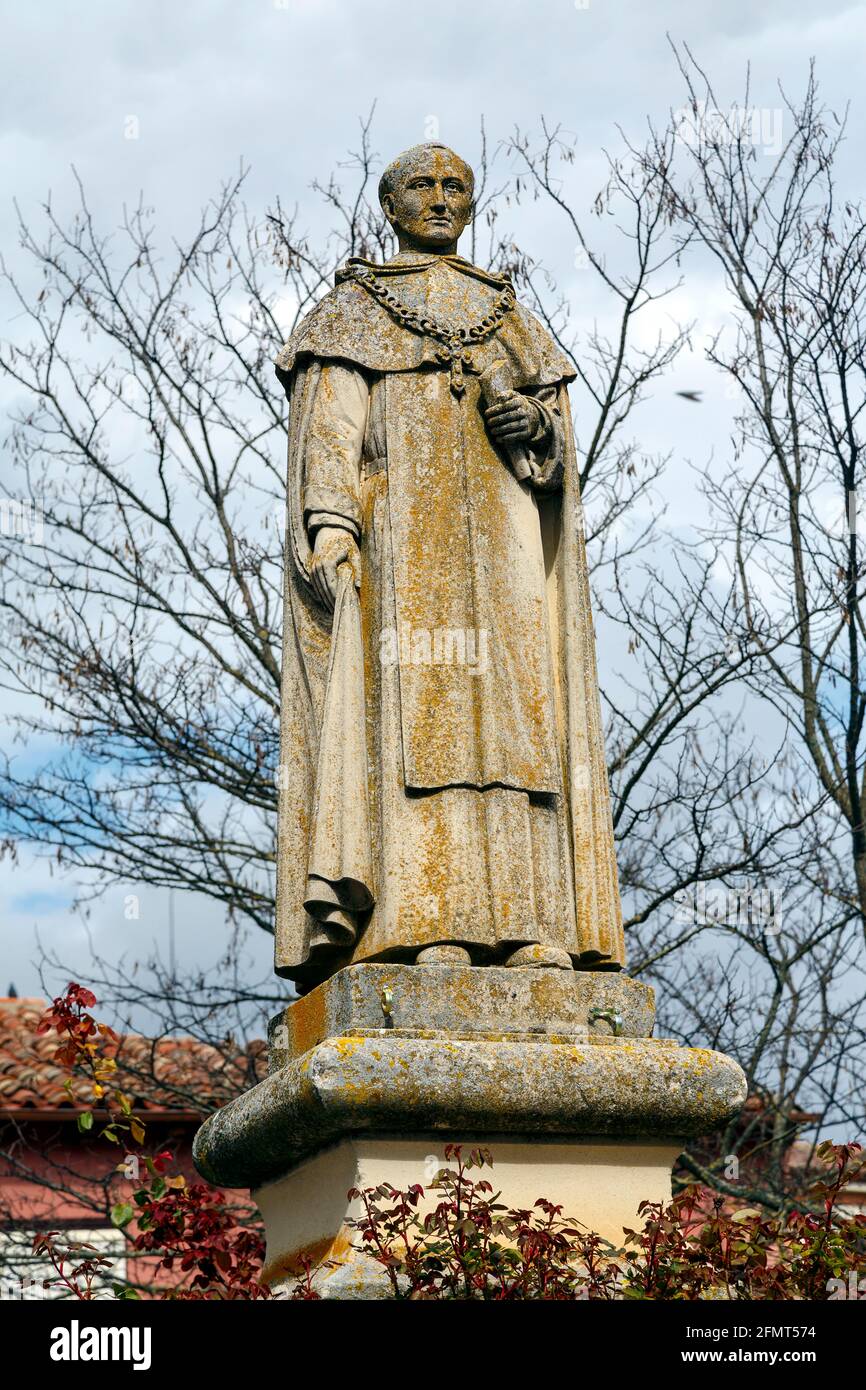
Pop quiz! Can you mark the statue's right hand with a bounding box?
[310,526,360,610]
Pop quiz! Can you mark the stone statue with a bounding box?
[273,142,625,991]
[193,158,747,1278]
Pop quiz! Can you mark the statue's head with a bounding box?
[378,144,474,253]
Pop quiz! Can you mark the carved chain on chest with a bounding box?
[351,267,516,396]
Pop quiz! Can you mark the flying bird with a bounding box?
[676,390,703,403]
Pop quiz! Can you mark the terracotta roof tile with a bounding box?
[0,997,266,1117]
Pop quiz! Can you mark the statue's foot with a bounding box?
[504,944,573,970]
[416,944,472,966]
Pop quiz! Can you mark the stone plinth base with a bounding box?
[257,1134,681,1297]
[192,964,747,1298]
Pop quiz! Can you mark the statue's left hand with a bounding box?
[483,392,536,444]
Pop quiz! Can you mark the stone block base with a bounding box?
[257,1134,681,1297]
[192,963,747,1299]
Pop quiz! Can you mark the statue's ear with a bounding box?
[458,200,475,236]
[381,193,394,224]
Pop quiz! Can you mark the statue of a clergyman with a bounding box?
[274,143,625,991]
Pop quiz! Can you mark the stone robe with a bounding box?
[274,253,625,990]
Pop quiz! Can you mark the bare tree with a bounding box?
[611,45,866,1194]
[639,48,866,935]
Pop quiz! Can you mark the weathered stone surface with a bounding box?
[267,963,656,1068]
[194,1029,747,1190]
[274,142,625,991]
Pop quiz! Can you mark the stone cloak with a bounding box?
[274,257,625,986]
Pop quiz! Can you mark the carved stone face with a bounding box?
[380,146,474,252]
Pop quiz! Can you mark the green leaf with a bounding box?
[77,1111,94,1133]
[110,1202,135,1229]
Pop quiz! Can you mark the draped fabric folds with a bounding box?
[273,256,625,990]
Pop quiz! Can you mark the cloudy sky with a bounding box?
[2,0,863,1014]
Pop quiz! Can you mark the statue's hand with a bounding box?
[483,392,536,444]
[310,526,360,611]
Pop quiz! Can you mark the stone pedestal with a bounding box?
[193,964,746,1298]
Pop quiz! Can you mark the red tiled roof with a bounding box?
[0,997,266,1120]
